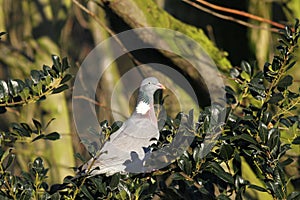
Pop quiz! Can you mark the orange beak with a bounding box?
[157,83,166,90]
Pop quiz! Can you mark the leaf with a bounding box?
[241,61,252,76]
[12,122,30,137]
[32,134,45,142]
[61,57,70,72]
[248,184,268,192]
[0,106,7,114]
[109,173,120,190]
[206,162,234,184]
[44,132,60,140]
[19,87,30,100]
[44,118,56,129]
[292,136,300,144]
[4,154,15,170]
[52,55,62,73]
[268,93,284,104]
[219,144,234,161]
[178,156,192,175]
[258,122,268,144]
[225,86,236,104]
[0,80,9,101]
[31,70,43,84]
[60,74,72,84]
[280,158,294,166]
[230,68,240,78]
[287,192,300,200]
[80,185,94,200]
[7,79,18,97]
[217,194,231,200]
[21,123,32,133]
[111,121,123,133]
[32,119,42,134]
[267,129,280,157]
[74,153,86,163]
[52,84,69,94]
[286,61,296,71]
[0,32,6,38]
[231,133,258,145]
[278,75,293,88]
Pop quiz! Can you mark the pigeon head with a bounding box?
[136,77,165,115]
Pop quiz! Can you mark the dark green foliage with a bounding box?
[0,56,72,200]
[0,55,71,113]
[0,22,300,200]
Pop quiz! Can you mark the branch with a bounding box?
[194,0,286,30]
[182,0,281,33]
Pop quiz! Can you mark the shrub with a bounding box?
[0,21,300,200]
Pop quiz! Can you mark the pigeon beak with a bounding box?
[157,83,166,90]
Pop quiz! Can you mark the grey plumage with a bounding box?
[83,77,165,175]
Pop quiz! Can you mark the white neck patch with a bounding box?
[136,101,150,115]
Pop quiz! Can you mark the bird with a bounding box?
[82,77,165,176]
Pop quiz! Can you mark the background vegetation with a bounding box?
[0,0,299,199]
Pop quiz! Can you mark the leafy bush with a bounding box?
[0,21,300,200]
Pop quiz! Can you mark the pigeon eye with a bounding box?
[148,82,151,85]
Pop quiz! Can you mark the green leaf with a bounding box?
[231,133,258,145]
[217,194,231,200]
[178,155,192,175]
[267,129,280,156]
[219,144,234,161]
[32,119,42,134]
[292,136,300,144]
[280,157,294,166]
[225,86,236,104]
[61,57,70,72]
[241,61,253,76]
[7,79,18,97]
[286,61,296,71]
[52,84,69,94]
[21,123,32,133]
[268,93,284,104]
[32,134,45,142]
[19,87,30,100]
[240,71,250,81]
[80,185,94,200]
[248,184,268,192]
[74,153,86,163]
[258,122,268,144]
[31,70,43,84]
[0,32,6,38]
[111,121,123,133]
[207,162,234,184]
[4,154,15,170]
[230,68,240,78]
[278,75,293,88]
[52,55,63,74]
[0,106,7,113]
[12,122,31,137]
[44,132,60,140]
[109,173,120,190]
[60,74,72,84]
[0,80,9,101]
[287,192,300,200]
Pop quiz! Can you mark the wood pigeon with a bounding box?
[82,77,165,176]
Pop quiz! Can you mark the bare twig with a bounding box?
[182,0,281,33]
[194,0,286,30]
[73,95,128,118]
[72,0,145,71]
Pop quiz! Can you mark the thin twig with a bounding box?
[182,0,281,33]
[73,95,128,118]
[194,0,286,30]
[72,0,145,76]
